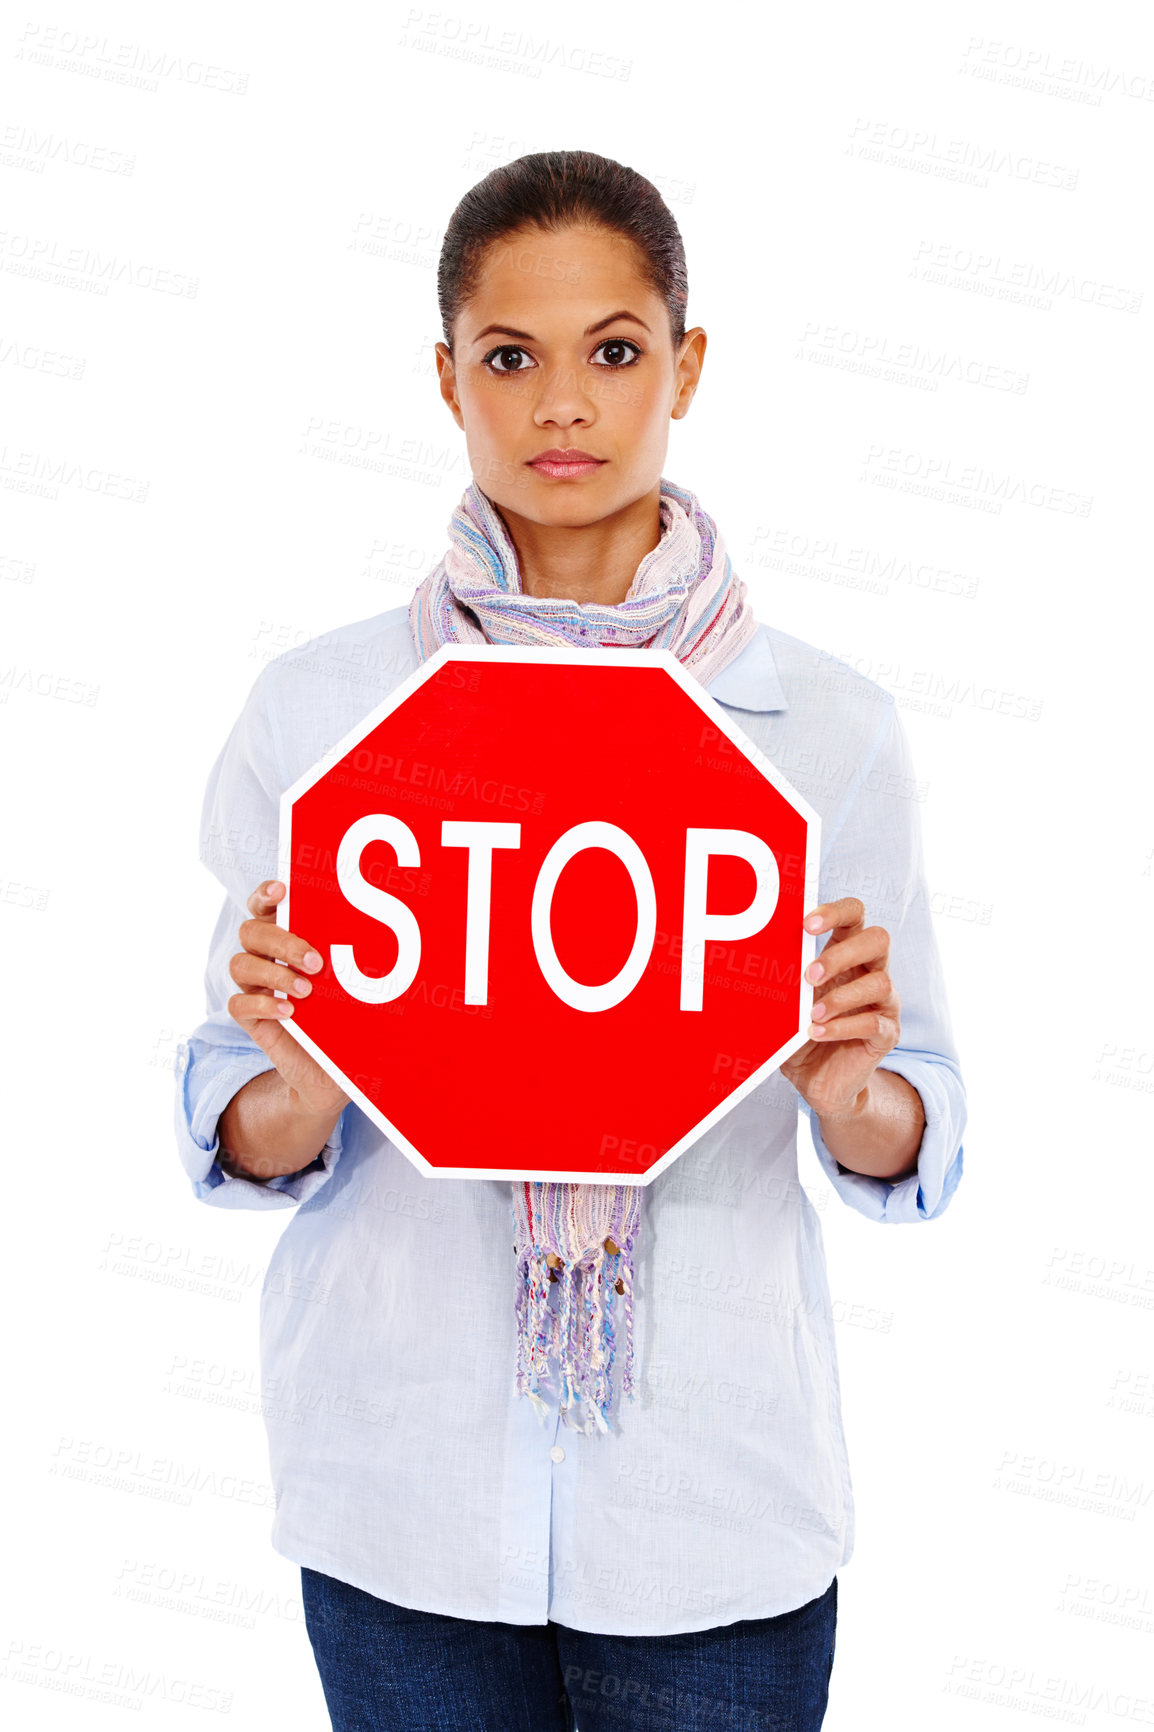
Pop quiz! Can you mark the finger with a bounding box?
[237,916,324,976]
[806,924,889,986]
[807,1008,900,1053]
[811,971,896,1021]
[225,995,352,1106]
[804,897,864,937]
[229,951,316,997]
[227,989,297,1027]
[247,879,287,920]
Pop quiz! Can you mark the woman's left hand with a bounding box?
[779,897,901,1119]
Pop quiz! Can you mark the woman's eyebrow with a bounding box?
[470,310,652,343]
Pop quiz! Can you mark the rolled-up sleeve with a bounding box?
[174,666,348,1211]
[800,696,967,1223]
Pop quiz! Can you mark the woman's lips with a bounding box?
[527,450,606,479]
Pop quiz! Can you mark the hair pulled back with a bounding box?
[437,150,688,353]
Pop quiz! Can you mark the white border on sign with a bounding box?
[277,645,821,1185]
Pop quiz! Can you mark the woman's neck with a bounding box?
[494,484,663,607]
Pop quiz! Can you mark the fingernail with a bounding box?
[809,1022,825,1037]
[807,963,824,983]
[277,1000,294,1015]
[302,951,323,972]
[811,1002,826,1019]
[805,915,824,932]
[290,977,311,996]
[269,881,284,896]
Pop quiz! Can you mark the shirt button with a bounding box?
[549,1445,565,1463]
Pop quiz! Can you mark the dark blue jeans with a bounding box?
[301,1566,837,1731]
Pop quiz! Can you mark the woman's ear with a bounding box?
[435,341,465,431]
[671,327,707,421]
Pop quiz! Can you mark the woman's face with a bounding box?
[435,223,705,529]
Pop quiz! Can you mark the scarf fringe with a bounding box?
[512,1182,641,1436]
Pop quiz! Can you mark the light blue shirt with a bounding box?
[174,605,965,1635]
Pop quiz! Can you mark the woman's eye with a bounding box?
[481,338,641,373]
[483,345,535,373]
[591,339,641,368]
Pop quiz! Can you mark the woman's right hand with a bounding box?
[227,879,351,1118]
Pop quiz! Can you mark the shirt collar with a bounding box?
[705,622,789,712]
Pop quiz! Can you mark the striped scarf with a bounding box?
[409,477,758,1435]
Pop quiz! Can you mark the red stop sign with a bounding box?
[277,647,819,1183]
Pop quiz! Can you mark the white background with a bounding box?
[2,1,1151,1727]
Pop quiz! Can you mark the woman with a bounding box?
[176,151,966,1732]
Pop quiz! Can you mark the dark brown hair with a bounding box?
[437,150,688,355]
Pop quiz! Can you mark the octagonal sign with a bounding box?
[277,646,819,1184]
